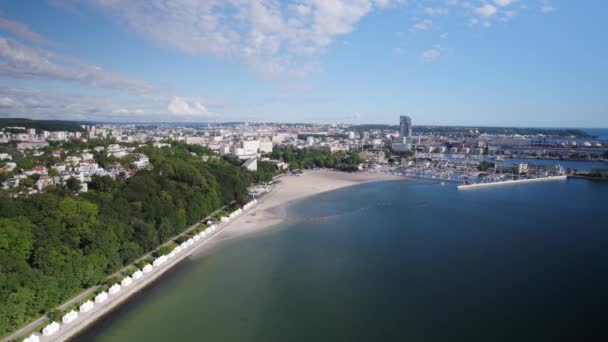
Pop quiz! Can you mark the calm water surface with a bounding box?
[75,179,608,342]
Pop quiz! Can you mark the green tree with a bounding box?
[89,175,117,192]
[19,177,35,188]
[65,178,82,192]
[0,145,253,336]
[478,161,495,172]
[16,158,35,170]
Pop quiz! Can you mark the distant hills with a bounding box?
[0,118,85,132]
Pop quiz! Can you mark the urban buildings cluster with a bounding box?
[1,117,607,195]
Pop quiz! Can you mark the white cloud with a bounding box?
[168,96,211,117]
[424,7,448,16]
[0,96,19,108]
[0,36,157,93]
[0,29,222,120]
[112,108,145,115]
[0,17,49,44]
[541,5,554,13]
[475,4,498,17]
[373,0,393,8]
[494,0,514,7]
[421,48,441,61]
[44,0,553,77]
[0,86,221,121]
[412,19,433,31]
[83,0,395,76]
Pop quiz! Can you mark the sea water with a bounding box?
[75,178,608,342]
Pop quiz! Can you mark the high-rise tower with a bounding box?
[400,115,412,139]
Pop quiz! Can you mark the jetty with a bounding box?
[457,175,568,190]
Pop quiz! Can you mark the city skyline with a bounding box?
[0,1,607,127]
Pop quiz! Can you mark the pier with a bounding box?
[457,175,568,190]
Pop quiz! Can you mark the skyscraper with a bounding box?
[400,115,412,139]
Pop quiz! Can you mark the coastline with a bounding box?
[202,169,401,250]
[32,170,398,342]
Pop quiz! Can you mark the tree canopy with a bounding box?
[271,146,361,172]
[0,144,250,336]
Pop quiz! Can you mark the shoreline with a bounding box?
[31,170,399,342]
[199,170,401,251]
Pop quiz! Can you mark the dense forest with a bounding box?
[0,144,252,336]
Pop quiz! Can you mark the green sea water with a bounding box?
[74,178,608,341]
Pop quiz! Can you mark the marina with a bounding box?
[381,157,570,189]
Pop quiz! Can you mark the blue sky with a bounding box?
[0,0,606,127]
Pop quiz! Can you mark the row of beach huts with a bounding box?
[22,199,258,342]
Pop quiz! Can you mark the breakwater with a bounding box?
[457,175,568,190]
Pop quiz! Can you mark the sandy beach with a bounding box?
[204,169,400,248]
[23,170,398,342]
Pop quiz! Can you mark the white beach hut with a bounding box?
[220,216,229,222]
[132,270,143,280]
[23,333,40,342]
[121,276,133,287]
[180,242,188,249]
[109,283,121,295]
[194,234,200,241]
[62,310,78,324]
[142,264,153,273]
[153,255,167,267]
[79,300,94,313]
[42,322,60,336]
[168,250,176,258]
[175,245,182,253]
[186,238,194,246]
[206,220,213,225]
[95,291,108,304]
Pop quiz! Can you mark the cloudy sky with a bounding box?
[0,0,606,126]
